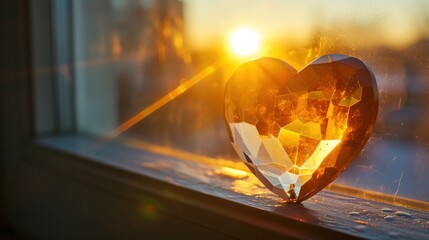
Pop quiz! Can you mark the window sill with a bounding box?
[22,134,429,239]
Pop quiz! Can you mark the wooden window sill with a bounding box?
[21,135,429,240]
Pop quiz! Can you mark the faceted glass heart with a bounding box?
[225,55,378,203]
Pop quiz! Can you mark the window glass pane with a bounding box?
[71,0,429,202]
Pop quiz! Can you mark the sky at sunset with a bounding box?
[183,0,429,50]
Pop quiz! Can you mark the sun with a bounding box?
[228,28,261,57]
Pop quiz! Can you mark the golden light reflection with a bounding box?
[228,28,261,57]
[231,175,272,197]
[215,167,248,179]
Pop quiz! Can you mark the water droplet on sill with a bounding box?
[384,215,395,221]
[348,211,360,216]
[394,211,411,217]
[381,207,394,212]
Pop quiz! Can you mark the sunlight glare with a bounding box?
[229,28,261,57]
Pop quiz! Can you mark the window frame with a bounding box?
[1,0,428,239]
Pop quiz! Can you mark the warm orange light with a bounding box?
[215,167,248,179]
[228,28,261,57]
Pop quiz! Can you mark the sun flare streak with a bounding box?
[105,61,222,139]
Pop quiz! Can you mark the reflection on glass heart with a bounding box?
[225,55,378,203]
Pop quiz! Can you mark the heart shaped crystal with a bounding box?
[225,55,378,203]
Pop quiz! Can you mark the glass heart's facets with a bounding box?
[225,55,378,203]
